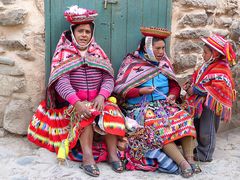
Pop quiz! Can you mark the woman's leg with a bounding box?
[105,134,123,172]
[181,136,194,162]
[79,125,95,165]
[163,142,192,177]
[105,134,119,161]
[181,136,202,173]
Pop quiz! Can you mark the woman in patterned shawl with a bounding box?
[114,27,200,178]
[183,34,236,162]
[27,6,125,177]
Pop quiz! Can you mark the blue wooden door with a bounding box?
[45,0,172,81]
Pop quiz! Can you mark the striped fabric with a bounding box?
[121,149,179,174]
[55,66,114,104]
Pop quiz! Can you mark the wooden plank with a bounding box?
[111,0,127,75]
[126,0,143,53]
[94,0,111,57]
[142,0,159,27]
[158,0,168,28]
[158,0,172,55]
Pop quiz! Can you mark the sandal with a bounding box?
[190,163,202,174]
[79,164,100,177]
[109,161,124,173]
[181,168,194,178]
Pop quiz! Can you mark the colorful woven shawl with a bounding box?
[186,59,236,121]
[114,51,177,99]
[46,31,114,108]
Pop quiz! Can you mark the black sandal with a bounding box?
[80,164,100,177]
[109,161,124,173]
[190,163,202,174]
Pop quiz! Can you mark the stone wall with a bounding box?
[0,0,45,136]
[171,0,240,130]
[0,0,239,136]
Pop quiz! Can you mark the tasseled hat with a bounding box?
[64,5,98,24]
[201,34,236,66]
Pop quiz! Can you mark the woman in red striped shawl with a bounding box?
[27,6,125,177]
[115,27,200,178]
[183,34,236,162]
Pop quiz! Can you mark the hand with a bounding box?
[74,101,92,119]
[186,86,194,96]
[166,94,176,104]
[139,87,155,95]
[92,95,105,112]
[183,80,191,91]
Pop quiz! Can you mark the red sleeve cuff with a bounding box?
[125,88,141,98]
[169,79,181,99]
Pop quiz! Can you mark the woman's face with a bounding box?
[202,45,213,62]
[73,24,92,48]
[152,40,165,61]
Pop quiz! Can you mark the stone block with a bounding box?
[180,0,217,9]
[178,12,208,27]
[175,29,210,39]
[0,96,9,127]
[0,1,5,11]
[174,40,202,53]
[0,75,25,96]
[0,56,14,66]
[0,128,7,137]
[0,64,24,76]
[16,52,35,61]
[173,54,198,72]
[0,8,27,26]
[230,20,240,41]
[3,99,32,135]
[212,29,229,37]
[0,0,16,5]
[215,16,232,27]
[0,39,30,51]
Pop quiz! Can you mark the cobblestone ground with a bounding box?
[0,128,240,180]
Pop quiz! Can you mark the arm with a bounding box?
[55,73,91,118]
[168,79,181,99]
[92,71,114,111]
[98,71,114,99]
[55,73,80,105]
[125,88,141,98]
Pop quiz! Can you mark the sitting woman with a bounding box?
[27,6,125,177]
[114,27,201,178]
[183,34,236,162]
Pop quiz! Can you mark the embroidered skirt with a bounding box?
[27,100,125,162]
[123,99,196,145]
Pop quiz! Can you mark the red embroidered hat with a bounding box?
[140,26,171,39]
[201,34,236,66]
[64,5,98,24]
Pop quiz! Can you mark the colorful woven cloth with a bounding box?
[184,59,236,121]
[123,100,196,145]
[27,100,126,161]
[114,51,176,99]
[47,31,114,108]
